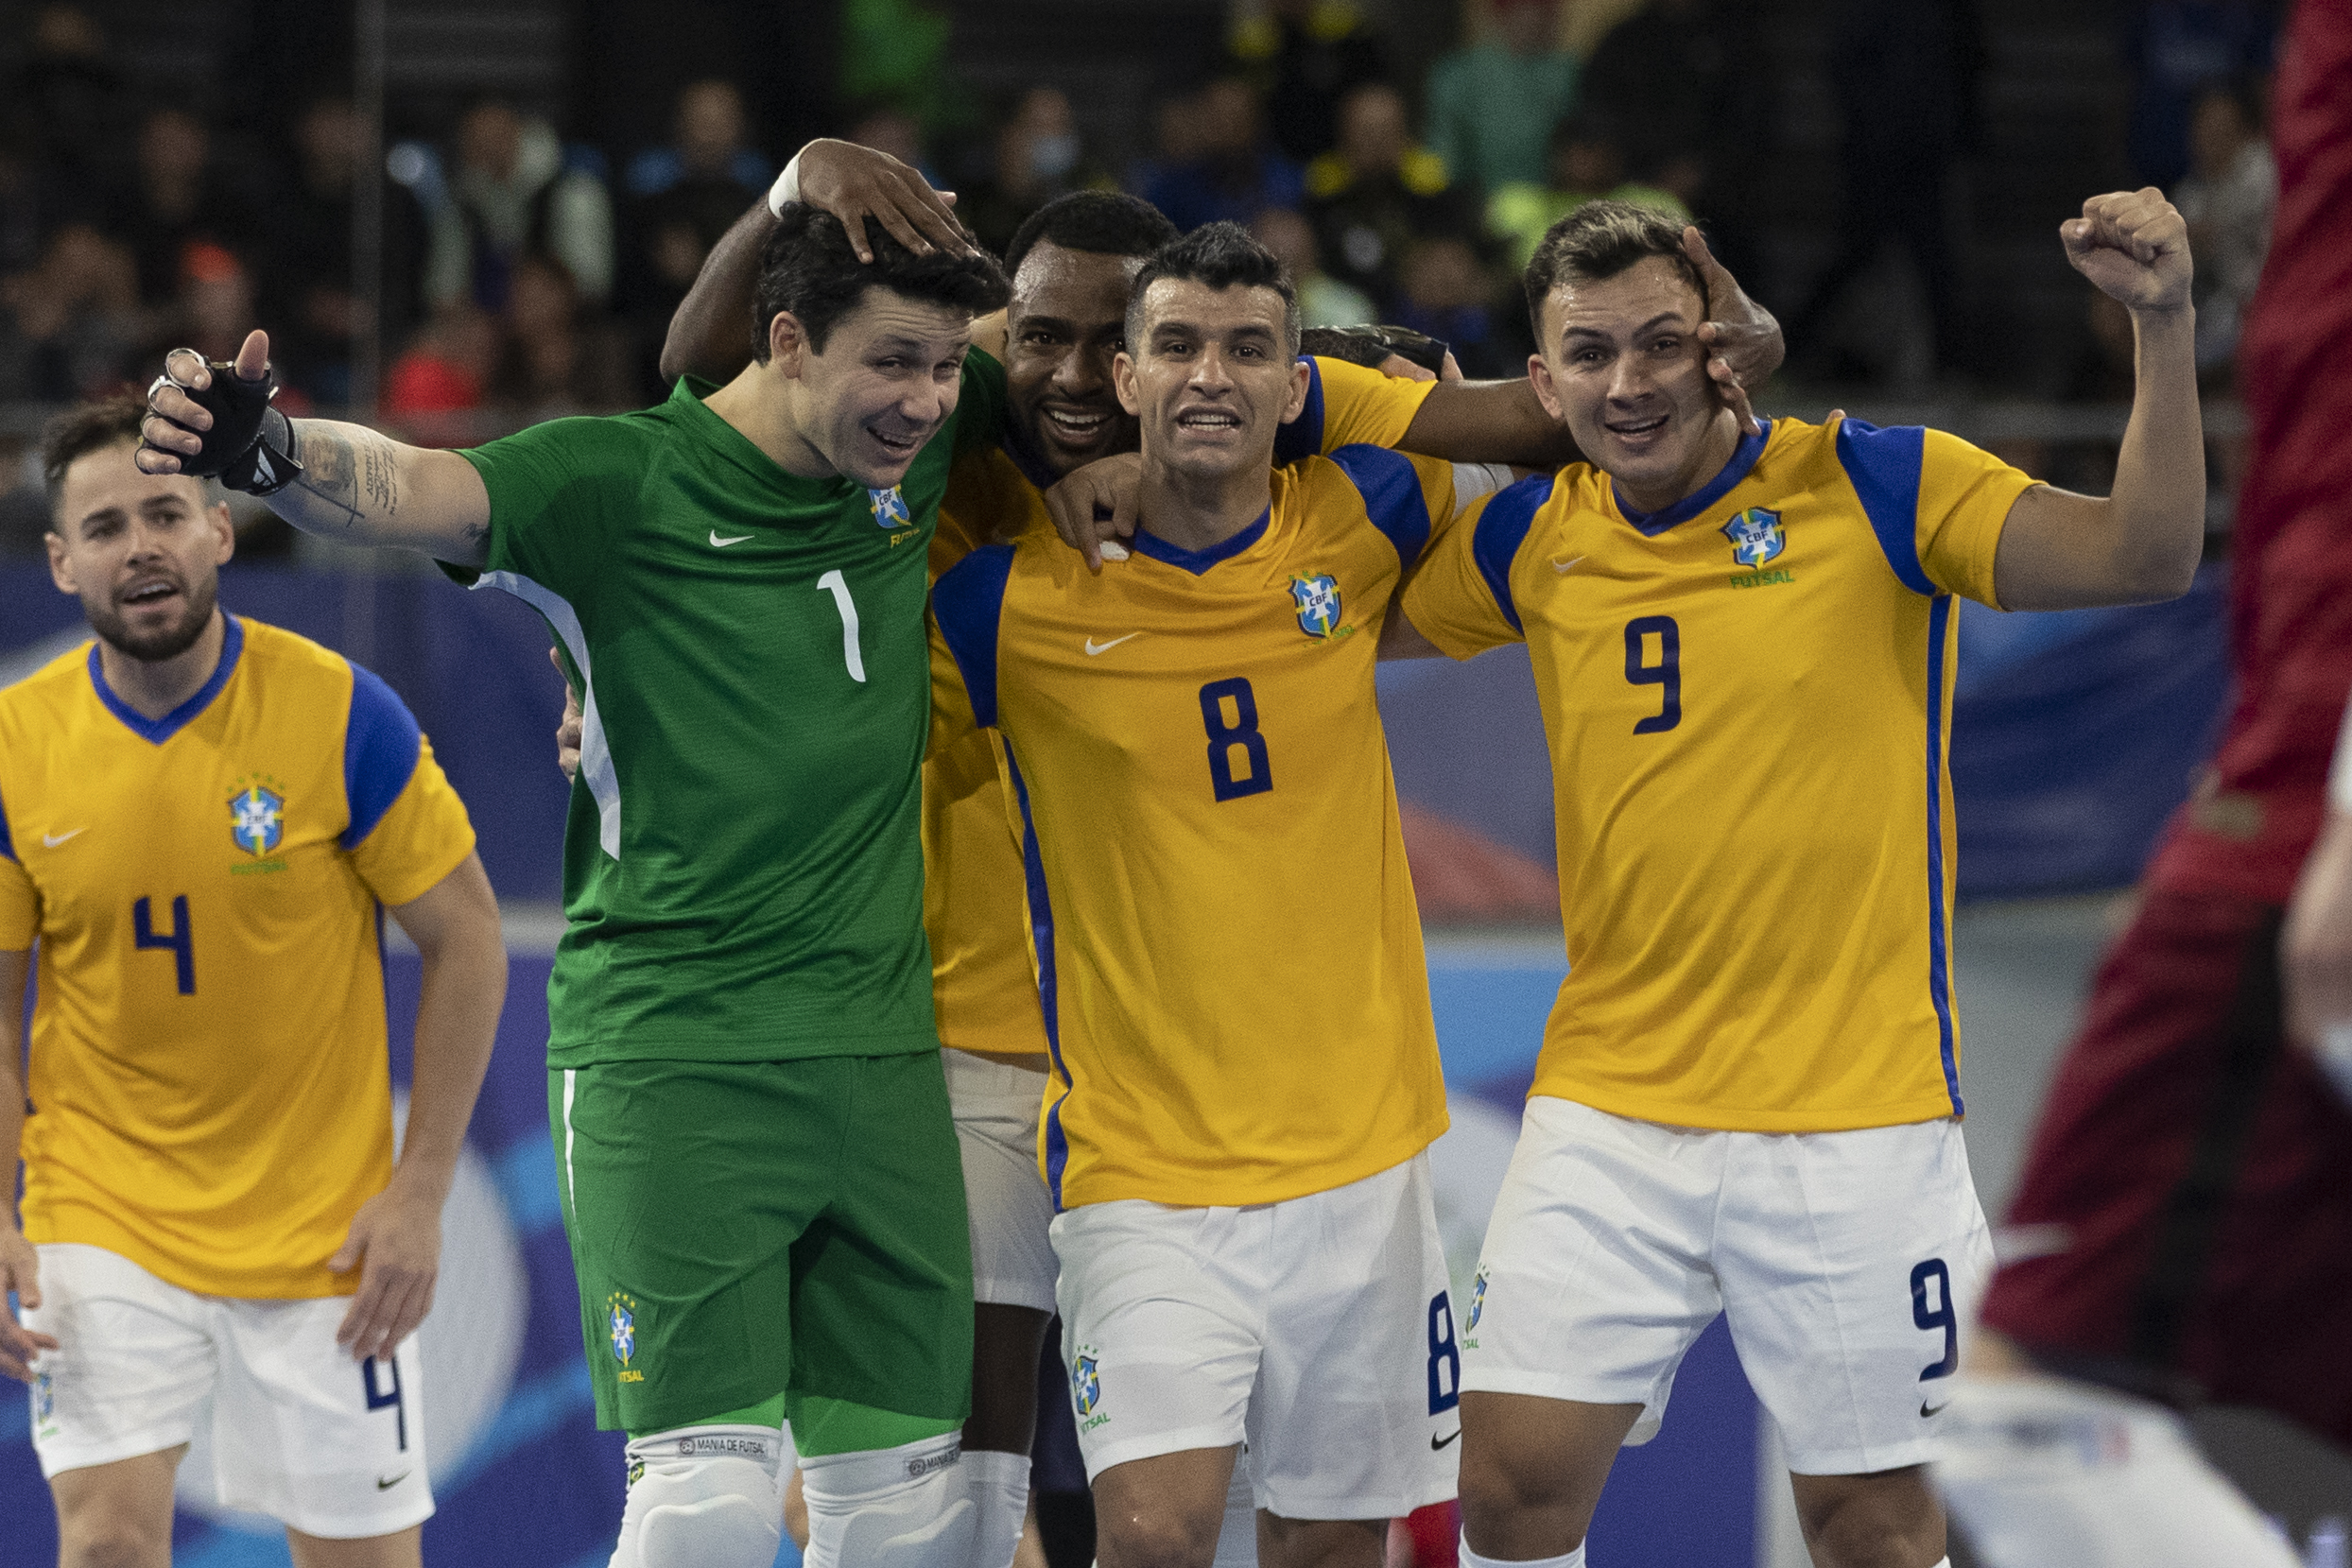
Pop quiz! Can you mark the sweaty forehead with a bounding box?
[1545,256,1703,342]
[1012,243,1142,327]
[830,287,977,352]
[1137,277,1288,337]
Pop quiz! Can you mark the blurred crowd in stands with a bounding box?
[0,0,2285,505]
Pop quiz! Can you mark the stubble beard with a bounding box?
[87,573,217,663]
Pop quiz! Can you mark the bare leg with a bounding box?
[1094,1446,1237,1568]
[286,1524,425,1568]
[967,1303,1052,1456]
[1258,1513,1383,1568]
[1457,1391,1642,1559]
[51,1446,185,1568]
[1789,1468,1946,1568]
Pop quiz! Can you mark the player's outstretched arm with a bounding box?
[1993,190,2204,611]
[137,331,493,570]
[331,851,505,1362]
[659,139,978,385]
[0,947,60,1382]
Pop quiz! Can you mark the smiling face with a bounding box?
[779,286,974,489]
[1530,254,1738,511]
[48,438,233,662]
[1115,276,1309,486]
[1006,241,1145,477]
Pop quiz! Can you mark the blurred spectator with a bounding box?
[958,87,1115,257]
[0,128,44,283]
[1228,0,1390,164]
[2173,75,2274,375]
[1306,83,1482,313]
[1787,0,1986,383]
[491,254,633,419]
[1252,207,1375,328]
[6,6,130,215]
[846,104,943,188]
[111,107,262,310]
[1486,112,1689,270]
[1578,0,1768,214]
[175,242,261,370]
[1129,93,1210,196]
[2123,0,2275,190]
[426,100,615,317]
[1392,235,1517,379]
[619,81,769,393]
[0,222,140,402]
[262,96,429,409]
[383,303,501,439]
[1424,0,1580,194]
[1142,78,1306,233]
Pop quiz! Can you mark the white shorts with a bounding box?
[25,1243,433,1539]
[945,1048,1059,1314]
[1050,1153,1460,1521]
[1461,1097,1994,1475]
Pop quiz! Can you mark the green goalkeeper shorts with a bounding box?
[551,1051,975,1434]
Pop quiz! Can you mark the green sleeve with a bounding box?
[951,348,1012,458]
[441,414,648,595]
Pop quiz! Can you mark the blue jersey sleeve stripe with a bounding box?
[1836,420,1936,595]
[1325,444,1433,569]
[1271,356,1327,465]
[341,662,424,851]
[1003,742,1072,1210]
[932,543,1015,728]
[1474,473,1553,633]
[1924,594,1963,1115]
[0,782,14,862]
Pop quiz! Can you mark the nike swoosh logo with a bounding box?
[709,531,754,547]
[376,1472,410,1490]
[1084,633,1142,656]
[1550,555,1586,575]
[43,830,85,847]
[1431,1429,1461,1450]
[1920,1401,1948,1419]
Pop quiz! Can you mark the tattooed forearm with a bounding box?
[255,417,491,564]
[362,433,400,516]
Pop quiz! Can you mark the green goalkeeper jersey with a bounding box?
[450,363,1008,1066]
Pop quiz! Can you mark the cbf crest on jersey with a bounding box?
[229,784,285,856]
[1289,573,1342,638]
[869,487,912,528]
[1721,508,1786,568]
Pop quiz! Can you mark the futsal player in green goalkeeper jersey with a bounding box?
[135,207,1012,1568]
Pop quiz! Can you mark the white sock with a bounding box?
[1211,1452,1258,1568]
[961,1448,1029,1568]
[1458,1538,1584,1568]
[1935,1375,2301,1568]
[800,1432,978,1568]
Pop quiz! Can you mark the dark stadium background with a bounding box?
[2,1,2341,1564]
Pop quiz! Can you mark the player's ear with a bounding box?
[44,528,76,596]
[208,499,235,566]
[1528,352,1565,423]
[767,311,810,376]
[1113,350,1140,417]
[1281,353,1312,423]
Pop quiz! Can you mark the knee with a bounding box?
[1099,1506,1219,1568]
[59,1517,171,1568]
[1794,1469,1945,1568]
[1457,1433,1565,1535]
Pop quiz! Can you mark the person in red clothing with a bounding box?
[1937,3,2352,1563]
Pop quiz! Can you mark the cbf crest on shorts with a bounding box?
[1721,507,1786,568]
[1290,573,1342,638]
[607,1290,644,1382]
[230,784,285,856]
[1071,1348,1100,1417]
[870,487,912,528]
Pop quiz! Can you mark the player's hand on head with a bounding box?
[2063,188,2193,316]
[0,1225,59,1383]
[551,647,583,783]
[1686,226,1779,439]
[136,328,276,476]
[329,1181,442,1363]
[1044,452,1144,575]
[796,138,977,264]
[1375,353,1438,384]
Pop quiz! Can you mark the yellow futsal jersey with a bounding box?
[930,448,1460,1209]
[922,353,1439,1060]
[0,616,477,1298]
[1403,417,2036,1132]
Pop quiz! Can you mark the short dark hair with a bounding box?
[41,388,150,521]
[1004,191,1180,279]
[1522,198,1706,339]
[752,202,1012,361]
[1127,220,1301,355]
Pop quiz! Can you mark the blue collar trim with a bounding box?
[1614,418,1772,536]
[89,612,244,745]
[1132,508,1271,575]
